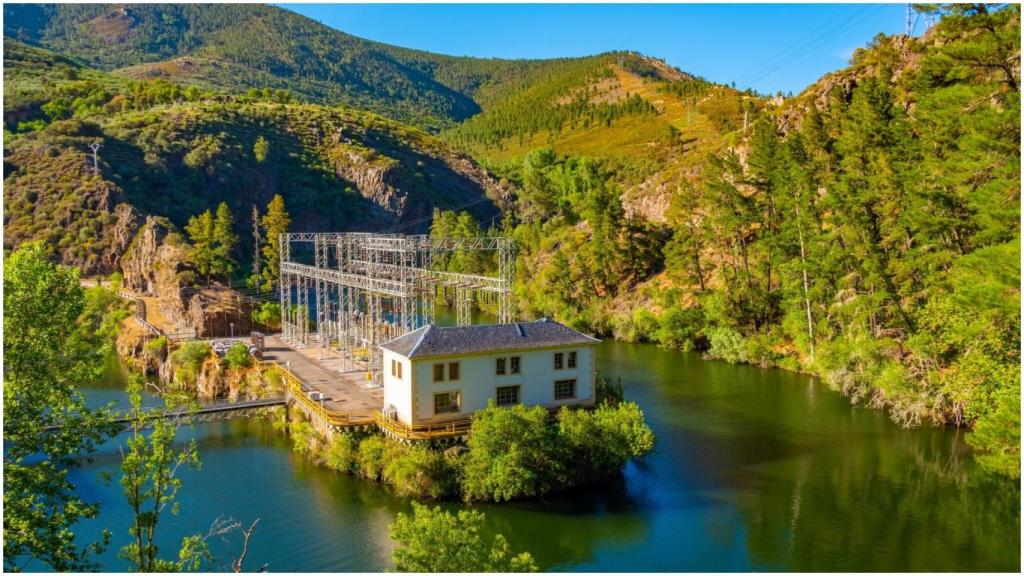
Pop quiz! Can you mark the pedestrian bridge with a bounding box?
[44,397,287,431]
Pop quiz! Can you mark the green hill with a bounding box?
[3,3,626,131]
[2,43,506,274]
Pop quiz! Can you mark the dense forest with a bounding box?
[487,4,1019,476]
[2,3,1019,477]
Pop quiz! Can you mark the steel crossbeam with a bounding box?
[279,231,515,383]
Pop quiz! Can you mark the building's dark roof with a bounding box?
[380,318,600,358]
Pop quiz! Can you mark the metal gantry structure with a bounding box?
[278,232,515,386]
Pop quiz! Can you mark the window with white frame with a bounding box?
[568,351,577,369]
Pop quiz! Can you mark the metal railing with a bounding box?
[258,360,473,439]
[259,360,375,427]
[374,413,473,441]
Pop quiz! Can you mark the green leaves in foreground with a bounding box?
[2,241,116,572]
[390,503,537,572]
[118,374,205,572]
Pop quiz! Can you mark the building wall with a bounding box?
[387,345,595,425]
[382,350,413,421]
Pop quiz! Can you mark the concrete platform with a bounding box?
[261,335,382,417]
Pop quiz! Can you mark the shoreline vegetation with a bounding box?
[275,383,654,503]
[3,5,1018,477]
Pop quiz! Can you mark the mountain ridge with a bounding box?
[4,3,689,131]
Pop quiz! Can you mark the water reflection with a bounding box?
[60,341,1019,572]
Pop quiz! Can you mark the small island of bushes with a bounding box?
[284,397,655,502]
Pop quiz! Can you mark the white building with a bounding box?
[379,318,600,425]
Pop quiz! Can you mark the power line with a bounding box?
[732,4,862,87]
[741,5,888,90]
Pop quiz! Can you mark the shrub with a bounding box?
[655,305,703,351]
[252,302,281,331]
[290,420,318,457]
[383,444,457,499]
[390,503,537,572]
[706,326,747,363]
[745,332,783,368]
[144,335,168,361]
[169,340,212,386]
[462,403,565,502]
[558,401,655,483]
[356,435,389,481]
[325,434,358,473]
[224,342,252,370]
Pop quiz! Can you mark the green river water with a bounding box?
[64,340,1019,572]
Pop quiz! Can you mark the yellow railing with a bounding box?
[374,413,473,440]
[259,361,374,427]
[259,360,472,439]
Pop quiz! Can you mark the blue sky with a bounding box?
[280,3,911,95]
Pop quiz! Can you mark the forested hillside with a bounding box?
[2,3,1019,476]
[2,39,505,274]
[483,4,1019,476]
[3,3,626,131]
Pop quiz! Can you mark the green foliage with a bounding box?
[184,209,215,282]
[558,402,655,483]
[462,403,566,502]
[655,305,704,351]
[212,202,238,278]
[118,374,206,572]
[462,401,655,502]
[324,434,358,474]
[224,342,252,370]
[252,136,270,163]
[144,336,168,362]
[706,327,748,364]
[390,503,537,572]
[969,379,1021,478]
[169,340,212,387]
[259,194,290,291]
[183,202,238,283]
[3,241,115,571]
[78,284,132,355]
[251,302,282,332]
[383,444,458,499]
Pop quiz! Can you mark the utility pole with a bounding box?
[252,204,261,295]
[89,141,101,177]
[743,109,749,132]
[906,3,912,35]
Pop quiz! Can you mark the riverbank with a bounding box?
[71,338,1019,572]
[276,396,654,502]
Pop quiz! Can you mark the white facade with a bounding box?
[381,344,596,425]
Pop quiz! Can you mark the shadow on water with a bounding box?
[59,341,1020,572]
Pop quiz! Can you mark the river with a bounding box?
[63,340,1019,572]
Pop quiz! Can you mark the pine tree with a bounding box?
[212,202,238,280]
[185,209,215,284]
[253,136,270,163]
[260,194,291,291]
